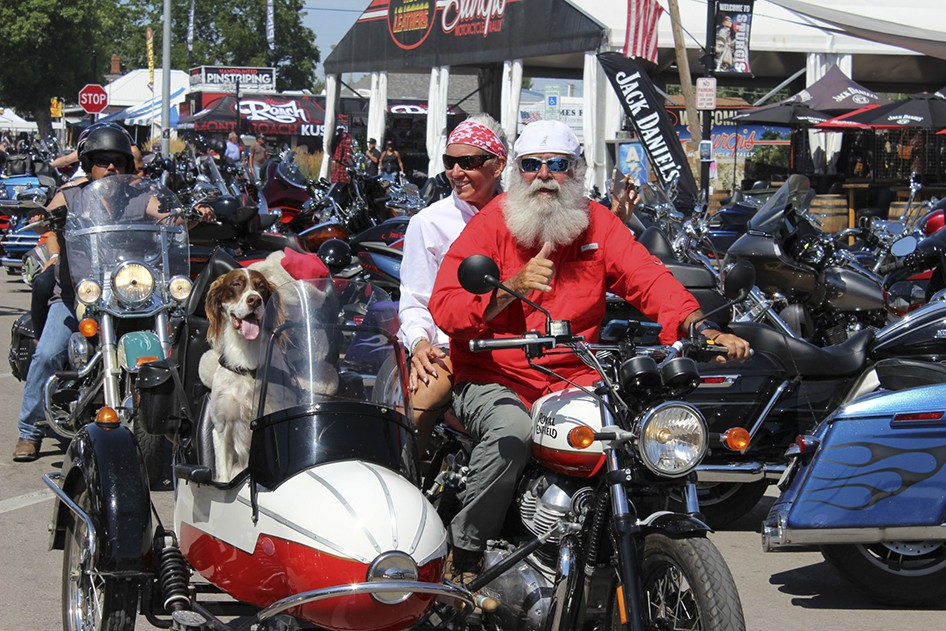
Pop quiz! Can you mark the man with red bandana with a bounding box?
[429,120,750,578]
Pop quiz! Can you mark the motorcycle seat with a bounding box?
[637,226,676,261]
[728,322,874,378]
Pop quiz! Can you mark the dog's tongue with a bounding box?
[232,315,261,341]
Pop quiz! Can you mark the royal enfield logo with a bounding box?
[241,99,308,124]
[442,0,507,38]
[387,0,436,50]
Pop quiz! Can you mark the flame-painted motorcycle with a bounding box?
[421,255,747,631]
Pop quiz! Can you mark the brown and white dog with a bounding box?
[200,268,275,481]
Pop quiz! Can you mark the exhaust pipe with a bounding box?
[696,461,786,483]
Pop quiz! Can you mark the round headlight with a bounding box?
[76,279,102,305]
[637,403,707,478]
[168,275,193,302]
[112,262,155,306]
[366,551,419,604]
[67,333,92,370]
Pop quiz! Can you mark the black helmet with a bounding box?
[317,238,352,273]
[78,123,134,172]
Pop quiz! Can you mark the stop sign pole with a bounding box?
[78,84,109,115]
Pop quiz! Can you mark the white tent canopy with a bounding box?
[0,108,37,132]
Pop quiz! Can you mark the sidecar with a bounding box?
[763,383,946,605]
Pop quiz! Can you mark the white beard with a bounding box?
[503,169,589,249]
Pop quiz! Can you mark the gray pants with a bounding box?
[449,382,533,551]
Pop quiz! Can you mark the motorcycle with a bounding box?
[722,174,890,346]
[41,175,194,487]
[45,275,477,631]
[421,255,748,630]
[762,380,946,606]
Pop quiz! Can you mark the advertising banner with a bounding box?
[597,52,699,202]
[189,66,277,93]
[713,1,754,75]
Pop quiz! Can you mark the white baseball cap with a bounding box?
[514,120,581,158]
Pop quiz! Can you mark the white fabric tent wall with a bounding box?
[367,71,388,146]
[807,54,851,174]
[501,59,523,148]
[582,52,606,191]
[426,66,450,177]
[318,74,339,181]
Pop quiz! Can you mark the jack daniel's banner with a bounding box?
[713,1,754,75]
[597,52,699,203]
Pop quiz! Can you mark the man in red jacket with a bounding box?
[429,120,749,580]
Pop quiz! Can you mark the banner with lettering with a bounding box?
[177,95,326,137]
[325,0,604,74]
[597,52,699,202]
[713,1,754,75]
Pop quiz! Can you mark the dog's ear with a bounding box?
[205,274,227,345]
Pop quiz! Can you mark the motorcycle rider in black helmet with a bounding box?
[12,124,212,461]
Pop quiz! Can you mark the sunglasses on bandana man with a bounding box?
[518,157,573,173]
[442,153,494,170]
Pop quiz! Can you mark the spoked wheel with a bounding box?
[607,534,745,630]
[821,542,946,606]
[62,487,139,631]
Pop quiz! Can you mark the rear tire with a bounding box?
[821,542,946,606]
[607,534,745,630]
[62,486,139,631]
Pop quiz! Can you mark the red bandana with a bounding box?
[447,120,507,159]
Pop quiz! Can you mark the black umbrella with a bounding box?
[825,92,946,130]
[732,101,831,128]
[784,65,890,114]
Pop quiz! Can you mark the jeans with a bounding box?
[17,301,77,441]
[449,382,533,551]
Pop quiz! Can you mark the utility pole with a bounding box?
[161,0,172,155]
[666,0,701,146]
[701,0,716,199]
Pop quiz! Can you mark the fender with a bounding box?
[639,511,712,537]
[49,423,153,573]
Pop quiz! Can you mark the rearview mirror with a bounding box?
[720,260,756,300]
[458,255,500,294]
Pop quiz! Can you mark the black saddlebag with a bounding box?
[9,313,36,381]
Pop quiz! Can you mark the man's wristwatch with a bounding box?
[694,320,721,339]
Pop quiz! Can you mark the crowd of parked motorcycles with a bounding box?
[1,129,945,630]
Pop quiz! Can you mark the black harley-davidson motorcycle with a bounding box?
[722,174,889,346]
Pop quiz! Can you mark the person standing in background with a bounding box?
[365,138,381,177]
[248,135,267,183]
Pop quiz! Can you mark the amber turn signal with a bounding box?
[79,318,99,338]
[567,426,596,449]
[95,406,120,429]
[722,427,751,451]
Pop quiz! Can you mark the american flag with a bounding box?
[623,0,664,64]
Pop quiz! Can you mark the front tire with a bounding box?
[609,534,745,630]
[821,542,946,606]
[62,486,139,631]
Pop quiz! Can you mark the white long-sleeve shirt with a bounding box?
[398,192,480,352]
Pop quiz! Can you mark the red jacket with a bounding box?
[429,195,700,406]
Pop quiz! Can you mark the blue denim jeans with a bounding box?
[17,301,77,441]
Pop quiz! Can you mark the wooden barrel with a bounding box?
[708,191,729,215]
[888,201,909,221]
[809,194,848,233]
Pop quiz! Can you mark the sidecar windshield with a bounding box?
[746,174,813,235]
[248,279,416,487]
[64,175,189,287]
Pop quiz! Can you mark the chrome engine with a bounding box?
[518,472,594,544]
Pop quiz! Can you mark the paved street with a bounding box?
[0,271,942,630]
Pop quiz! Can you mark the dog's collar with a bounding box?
[219,355,257,378]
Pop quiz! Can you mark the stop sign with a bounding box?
[78,84,109,114]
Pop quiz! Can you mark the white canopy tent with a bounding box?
[0,108,37,132]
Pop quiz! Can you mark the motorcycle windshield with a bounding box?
[746,174,813,235]
[276,153,307,188]
[248,279,416,488]
[65,175,189,291]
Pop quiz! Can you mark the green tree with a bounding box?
[0,0,319,138]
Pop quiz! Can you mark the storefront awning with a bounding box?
[177,94,326,137]
[324,0,606,75]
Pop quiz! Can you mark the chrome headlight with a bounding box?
[67,333,92,370]
[112,262,155,306]
[366,551,418,604]
[168,275,193,302]
[76,279,102,305]
[637,403,707,478]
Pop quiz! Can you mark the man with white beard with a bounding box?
[429,120,750,581]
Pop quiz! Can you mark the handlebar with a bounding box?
[877,249,937,275]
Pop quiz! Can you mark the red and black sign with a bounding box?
[326,0,603,74]
[177,95,326,137]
